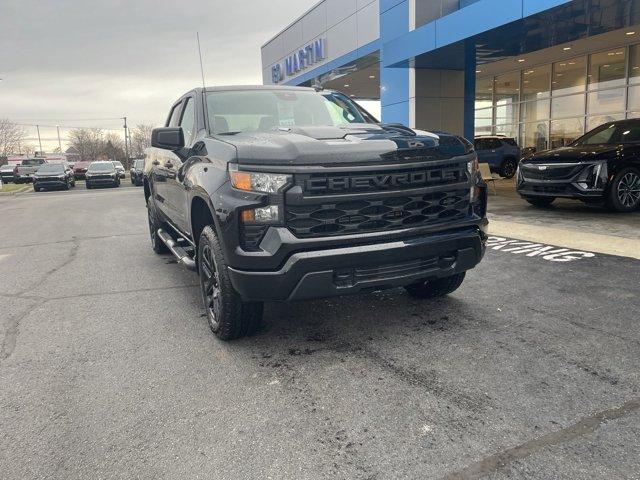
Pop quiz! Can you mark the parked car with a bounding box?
[474,136,521,179]
[85,161,120,189]
[144,86,488,341]
[1,164,15,183]
[33,162,75,191]
[517,119,640,212]
[130,159,144,186]
[13,158,47,183]
[112,160,126,179]
[73,161,93,180]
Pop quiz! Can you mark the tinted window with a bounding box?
[485,139,502,149]
[168,102,183,127]
[37,164,64,173]
[619,125,640,143]
[180,97,196,144]
[87,163,115,172]
[574,124,617,146]
[22,159,44,166]
[504,138,518,147]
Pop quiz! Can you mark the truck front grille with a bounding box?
[285,188,470,238]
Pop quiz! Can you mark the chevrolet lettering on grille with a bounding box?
[305,168,463,193]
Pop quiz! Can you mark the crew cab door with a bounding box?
[151,101,183,219]
[163,96,197,233]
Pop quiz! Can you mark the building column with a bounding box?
[380,0,414,127]
[413,43,476,139]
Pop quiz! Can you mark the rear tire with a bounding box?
[500,158,518,179]
[405,272,466,299]
[198,225,263,341]
[606,167,640,212]
[524,196,555,208]
[147,199,169,254]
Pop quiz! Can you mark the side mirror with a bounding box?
[151,127,185,151]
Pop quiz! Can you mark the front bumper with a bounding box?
[86,178,118,187]
[227,226,486,302]
[517,162,607,200]
[34,179,67,189]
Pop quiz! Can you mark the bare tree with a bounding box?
[67,128,104,161]
[0,119,28,156]
[130,124,154,158]
[103,132,126,162]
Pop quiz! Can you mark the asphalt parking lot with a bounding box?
[1,187,639,479]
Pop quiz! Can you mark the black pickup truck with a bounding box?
[144,86,488,340]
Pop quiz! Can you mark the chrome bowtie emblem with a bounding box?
[538,166,548,171]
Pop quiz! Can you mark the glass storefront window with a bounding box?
[552,57,587,96]
[552,93,585,119]
[550,118,584,148]
[522,65,551,101]
[587,114,625,132]
[627,85,640,111]
[520,99,550,123]
[629,45,640,85]
[589,49,627,90]
[495,72,520,105]
[627,111,640,120]
[475,77,493,110]
[587,88,625,115]
[521,122,549,151]
[495,124,518,138]
[495,103,518,126]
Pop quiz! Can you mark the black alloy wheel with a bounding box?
[619,172,640,207]
[200,243,221,333]
[500,158,517,179]
[611,169,640,212]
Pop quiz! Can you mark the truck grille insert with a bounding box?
[286,188,470,238]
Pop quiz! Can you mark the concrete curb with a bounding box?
[490,219,640,260]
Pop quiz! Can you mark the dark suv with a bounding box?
[517,119,640,212]
[474,136,521,178]
[143,86,488,341]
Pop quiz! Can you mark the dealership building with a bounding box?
[262,0,640,150]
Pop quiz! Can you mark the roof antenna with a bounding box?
[196,32,207,89]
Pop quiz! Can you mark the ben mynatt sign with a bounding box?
[271,39,326,84]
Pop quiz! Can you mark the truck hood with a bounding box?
[213,124,469,166]
[523,144,621,164]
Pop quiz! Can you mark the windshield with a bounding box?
[88,163,115,172]
[22,159,44,166]
[573,122,640,146]
[206,89,376,134]
[37,164,65,173]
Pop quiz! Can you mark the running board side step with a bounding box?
[157,228,197,271]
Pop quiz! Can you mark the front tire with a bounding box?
[500,158,518,179]
[524,196,555,208]
[147,199,169,254]
[405,272,466,299]
[198,226,263,341]
[606,167,640,212]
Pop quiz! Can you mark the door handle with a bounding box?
[152,160,160,166]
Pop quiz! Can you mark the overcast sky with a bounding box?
[0,0,318,149]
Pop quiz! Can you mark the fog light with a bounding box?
[241,205,280,224]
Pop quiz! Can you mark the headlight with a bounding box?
[229,165,290,193]
[467,157,479,177]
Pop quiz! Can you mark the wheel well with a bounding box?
[191,197,214,246]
